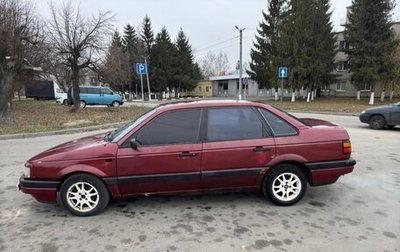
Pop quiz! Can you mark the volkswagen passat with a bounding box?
[19,100,356,216]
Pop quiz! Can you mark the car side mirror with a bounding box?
[130,138,140,150]
[110,92,113,95]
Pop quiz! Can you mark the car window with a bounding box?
[135,109,202,146]
[207,107,263,141]
[102,88,113,94]
[87,87,101,94]
[79,87,88,94]
[258,108,298,136]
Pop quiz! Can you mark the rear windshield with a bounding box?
[269,105,309,126]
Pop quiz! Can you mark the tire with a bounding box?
[80,100,86,108]
[369,115,385,129]
[62,99,68,106]
[60,173,110,216]
[263,164,306,206]
[112,101,120,107]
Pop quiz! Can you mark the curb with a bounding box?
[0,121,129,140]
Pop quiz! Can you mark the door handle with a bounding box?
[178,152,198,158]
[253,146,272,152]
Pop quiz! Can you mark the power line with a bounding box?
[194,36,239,53]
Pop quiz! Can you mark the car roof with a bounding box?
[155,99,271,111]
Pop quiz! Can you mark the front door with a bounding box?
[201,107,275,190]
[116,109,203,196]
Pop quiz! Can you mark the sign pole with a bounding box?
[145,58,151,101]
[140,73,144,106]
[280,77,283,104]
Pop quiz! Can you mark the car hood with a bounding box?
[364,105,392,112]
[28,133,116,162]
[300,118,337,127]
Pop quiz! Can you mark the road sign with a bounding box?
[136,63,146,75]
[242,77,248,86]
[278,67,288,79]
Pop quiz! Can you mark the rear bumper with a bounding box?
[18,176,59,203]
[307,158,356,186]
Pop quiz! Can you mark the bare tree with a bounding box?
[199,51,230,79]
[0,0,43,123]
[46,1,114,112]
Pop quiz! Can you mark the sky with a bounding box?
[34,0,400,70]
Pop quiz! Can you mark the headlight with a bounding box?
[360,110,366,114]
[24,162,31,178]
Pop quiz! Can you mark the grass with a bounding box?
[1,97,399,135]
[0,100,150,135]
[262,97,400,114]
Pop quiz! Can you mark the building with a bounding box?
[209,74,259,97]
[331,18,400,97]
[186,81,213,97]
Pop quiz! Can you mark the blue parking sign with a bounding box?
[136,63,146,75]
[278,67,288,79]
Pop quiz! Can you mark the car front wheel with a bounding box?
[60,174,110,216]
[112,101,120,107]
[369,115,385,129]
[263,164,306,206]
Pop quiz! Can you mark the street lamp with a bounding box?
[235,26,245,100]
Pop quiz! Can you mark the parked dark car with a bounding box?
[359,102,400,129]
[19,100,356,216]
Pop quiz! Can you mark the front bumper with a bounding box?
[359,113,370,123]
[307,158,356,186]
[18,176,60,203]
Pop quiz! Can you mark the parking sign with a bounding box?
[136,63,146,75]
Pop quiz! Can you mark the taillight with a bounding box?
[343,140,352,154]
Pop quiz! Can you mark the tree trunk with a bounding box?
[390,90,394,100]
[307,92,311,102]
[71,66,80,112]
[369,92,375,105]
[0,71,14,124]
[356,91,360,100]
[291,91,295,102]
[380,91,385,102]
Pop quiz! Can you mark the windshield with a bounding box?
[107,108,157,142]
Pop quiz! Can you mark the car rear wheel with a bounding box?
[112,101,120,107]
[369,115,385,129]
[263,164,306,206]
[62,99,68,106]
[80,100,86,108]
[60,174,110,216]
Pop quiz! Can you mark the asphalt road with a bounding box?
[0,113,399,252]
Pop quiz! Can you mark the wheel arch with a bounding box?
[56,165,109,191]
[262,161,311,187]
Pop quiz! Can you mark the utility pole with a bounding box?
[144,57,151,101]
[235,26,245,100]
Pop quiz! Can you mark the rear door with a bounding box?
[201,107,275,190]
[116,109,203,196]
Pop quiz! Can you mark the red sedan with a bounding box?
[19,100,356,216]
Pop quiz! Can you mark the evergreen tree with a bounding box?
[309,0,336,91]
[141,15,154,56]
[102,32,129,92]
[173,29,201,92]
[248,0,286,89]
[150,27,176,92]
[344,0,398,93]
[122,24,141,97]
[279,0,316,93]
